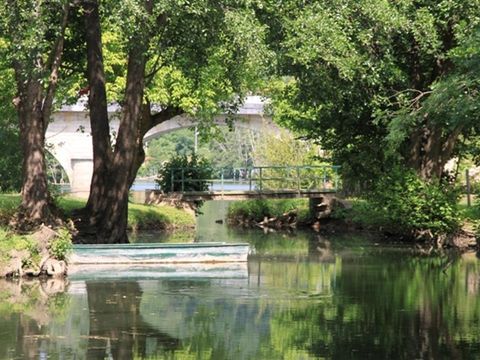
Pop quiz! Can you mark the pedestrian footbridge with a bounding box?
[144,165,341,203]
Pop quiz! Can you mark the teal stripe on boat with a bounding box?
[73,242,249,250]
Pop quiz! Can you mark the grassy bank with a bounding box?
[227,199,311,226]
[0,193,195,276]
[0,194,195,231]
[0,228,37,266]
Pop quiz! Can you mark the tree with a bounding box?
[0,64,22,192]
[0,0,70,226]
[260,0,480,187]
[139,130,197,177]
[251,129,321,167]
[139,127,259,178]
[80,0,271,243]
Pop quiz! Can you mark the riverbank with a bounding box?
[226,198,312,229]
[226,197,479,250]
[0,194,196,277]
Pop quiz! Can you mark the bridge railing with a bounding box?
[167,165,341,193]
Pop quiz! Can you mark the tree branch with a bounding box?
[42,1,70,133]
[142,106,183,136]
[145,54,162,86]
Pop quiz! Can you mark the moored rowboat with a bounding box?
[67,262,248,280]
[69,242,250,265]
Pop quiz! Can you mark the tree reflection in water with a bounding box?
[0,241,480,359]
[85,281,180,359]
[0,278,70,360]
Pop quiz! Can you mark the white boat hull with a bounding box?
[69,242,250,265]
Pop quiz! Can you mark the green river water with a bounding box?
[1,201,480,359]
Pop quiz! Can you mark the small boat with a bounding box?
[67,262,248,281]
[69,242,250,265]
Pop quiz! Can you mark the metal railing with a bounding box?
[167,165,341,193]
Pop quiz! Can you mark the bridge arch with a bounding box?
[45,96,281,197]
[45,149,70,187]
[143,97,281,142]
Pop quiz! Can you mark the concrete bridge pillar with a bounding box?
[46,107,96,198]
[69,159,94,198]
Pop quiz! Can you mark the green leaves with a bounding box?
[263,0,480,184]
[93,0,271,125]
[358,167,460,239]
[283,3,361,80]
[0,0,69,82]
[156,154,213,193]
[0,56,21,192]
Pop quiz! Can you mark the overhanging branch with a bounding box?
[42,1,70,133]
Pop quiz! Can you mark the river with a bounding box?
[1,201,480,359]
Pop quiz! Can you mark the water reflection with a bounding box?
[0,278,76,360]
[86,281,179,359]
[1,242,480,359]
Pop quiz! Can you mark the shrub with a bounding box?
[156,154,213,193]
[228,199,310,223]
[355,167,460,240]
[48,228,72,261]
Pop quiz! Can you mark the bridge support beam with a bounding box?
[69,159,94,198]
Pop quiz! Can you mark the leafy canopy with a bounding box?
[261,0,480,184]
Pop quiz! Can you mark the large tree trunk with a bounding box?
[403,20,460,181]
[82,0,113,227]
[17,83,51,223]
[95,41,147,243]
[80,0,182,243]
[407,121,462,180]
[9,2,69,229]
[81,0,150,243]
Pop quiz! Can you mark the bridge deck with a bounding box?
[145,189,335,202]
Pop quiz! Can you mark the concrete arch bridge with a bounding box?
[46,96,279,196]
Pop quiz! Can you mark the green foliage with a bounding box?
[252,129,321,166]
[144,1,273,117]
[353,168,460,239]
[48,228,72,261]
[466,192,480,239]
[81,0,273,123]
[0,229,35,264]
[140,127,256,178]
[262,0,480,185]
[228,198,310,223]
[156,154,213,193]
[0,59,21,193]
[141,127,333,192]
[139,129,197,177]
[0,194,20,225]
